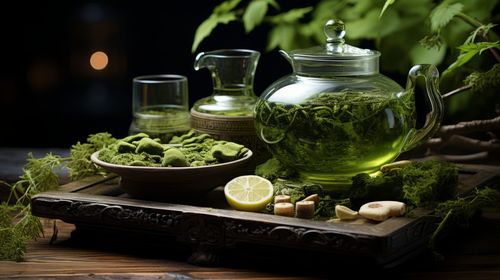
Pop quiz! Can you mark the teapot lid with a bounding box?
[282,19,380,76]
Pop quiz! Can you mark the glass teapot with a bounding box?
[254,19,444,190]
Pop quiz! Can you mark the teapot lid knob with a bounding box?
[325,19,346,44]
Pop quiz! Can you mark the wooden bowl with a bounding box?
[90,149,253,200]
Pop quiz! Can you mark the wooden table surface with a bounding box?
[0,209,499,279]
[1,149,500,279]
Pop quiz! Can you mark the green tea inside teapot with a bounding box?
[254,19,443,191]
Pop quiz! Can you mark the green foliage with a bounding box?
[243,0,278,33]
[67,133,116,180]
[194,0,500,121]
[0,154,62,261]
[0,132,116,261]
[430,1,463,32]
[429,187,500,249]
[192,0,241,52]
[434,187,500,224]
[443,41,500,76]
[349,160,459,208]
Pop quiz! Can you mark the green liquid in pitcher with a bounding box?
[255,90,415,187]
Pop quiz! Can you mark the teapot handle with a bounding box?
[402,64,444,152]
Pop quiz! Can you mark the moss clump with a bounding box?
[210,142,248,162]
[98,130,249,167]
[121,132,149,143]
[135,138,165,156]
[255,158,297,182]
[162,148,189,167]
[349,160,458,208]
[116,141,136,153]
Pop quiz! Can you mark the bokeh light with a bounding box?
[90,51,108,70]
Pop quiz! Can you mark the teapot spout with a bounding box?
[279,50,293,65]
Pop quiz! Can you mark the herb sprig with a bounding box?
[0,133,115,261]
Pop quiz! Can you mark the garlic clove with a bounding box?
[302,194,320,206]
[358,201,406,222]
[359,202,391,221]
[335,205,359,221]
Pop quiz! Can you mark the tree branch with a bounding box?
[437,116,500,136]
[427,134,500,152]
[423,151,490,162]
[442,84,473,99]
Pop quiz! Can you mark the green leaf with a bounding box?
[430,1,464,32]
[443,41,500,76]
[214,0,242,14]
[192,13,237,53]
[465,23,497,44]
[348,9,400,40]
[269,7,313,24]
[243,0,273,33]
[410,43,447,65]
[266,24,296,51]
[379,0,396,19]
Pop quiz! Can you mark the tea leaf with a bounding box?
[443,41,500,76]
[243,0,277,33]
[430,1,463,32]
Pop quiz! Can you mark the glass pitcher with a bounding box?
[191,49,270,166]
[254,19,444,190]
[192,49,260,117]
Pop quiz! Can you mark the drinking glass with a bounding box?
[129,74,190,142]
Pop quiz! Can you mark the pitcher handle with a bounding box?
[402,64,444,152]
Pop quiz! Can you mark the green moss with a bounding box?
[349,160,458,208]
[169,130,196,144]
[210,143,245,162]
[116,141,136,153]
[121,133,149,143]
[181,134,211,145]
[162,148,189,167]
[255,158,296,182]
[135,138,165,156]
[97,132,249,167]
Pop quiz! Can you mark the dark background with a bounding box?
[0,0,402,148]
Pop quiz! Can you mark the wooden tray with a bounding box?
[31,164,500,268]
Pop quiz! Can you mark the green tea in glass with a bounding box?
[129,75,190,143]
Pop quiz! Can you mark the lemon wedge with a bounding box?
[224,175,274,212]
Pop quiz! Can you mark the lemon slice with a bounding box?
[224,175,274,212]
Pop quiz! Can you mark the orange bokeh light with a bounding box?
[90,51,108,70]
